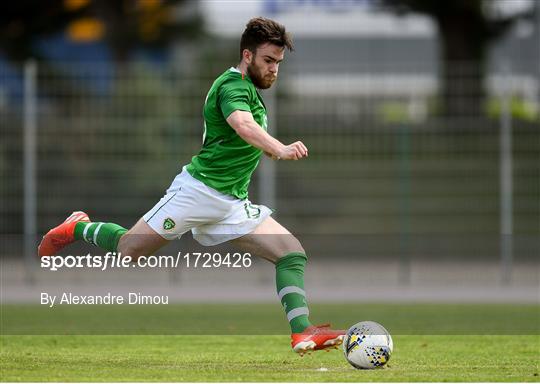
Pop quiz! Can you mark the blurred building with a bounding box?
[199,0,539,119]
[0,0,538,298]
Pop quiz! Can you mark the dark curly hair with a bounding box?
[239,17,294,59]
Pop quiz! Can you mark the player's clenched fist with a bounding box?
[275,141,308,160]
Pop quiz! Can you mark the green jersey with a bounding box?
[186,68,268,199]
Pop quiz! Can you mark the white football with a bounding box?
[343,321,393,369]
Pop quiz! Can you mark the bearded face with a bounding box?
[247,60,276,89]
[245,43,284,89]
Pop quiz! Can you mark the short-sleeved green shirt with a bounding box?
[186,68,268,199]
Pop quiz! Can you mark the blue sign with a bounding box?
[263,0,374,14]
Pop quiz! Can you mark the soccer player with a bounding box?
[38,17,344,354]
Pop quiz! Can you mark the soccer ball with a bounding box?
[343,321,393,369]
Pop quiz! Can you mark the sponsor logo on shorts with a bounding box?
[163,218,176,230]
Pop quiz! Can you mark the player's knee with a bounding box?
[277,235,305,257]
[289,237,305,255]
[117,239,145,262]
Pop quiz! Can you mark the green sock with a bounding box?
[74,222,127,252]
[275,252,312,333]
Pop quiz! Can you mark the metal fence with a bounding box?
[1,59,538,290]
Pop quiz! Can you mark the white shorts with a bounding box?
[143,167,272,246]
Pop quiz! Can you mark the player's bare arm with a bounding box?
[37,17,344,356]
[226,110,308,160]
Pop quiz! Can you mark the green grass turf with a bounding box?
[2,303,539,334]
[1,335,539,382]
[1,303,539,381]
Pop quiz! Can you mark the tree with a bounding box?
[0,1,204,234]
[0,0,203,63]
[381,0,536,117]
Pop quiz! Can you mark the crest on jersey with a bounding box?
[163,218,176,231]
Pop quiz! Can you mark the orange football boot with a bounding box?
[291,323,346,354]
[38,211,90,257]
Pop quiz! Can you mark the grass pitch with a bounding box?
[1,335,539,382]
[1,303,539,382]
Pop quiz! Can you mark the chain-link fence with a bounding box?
[1,59,538,298]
